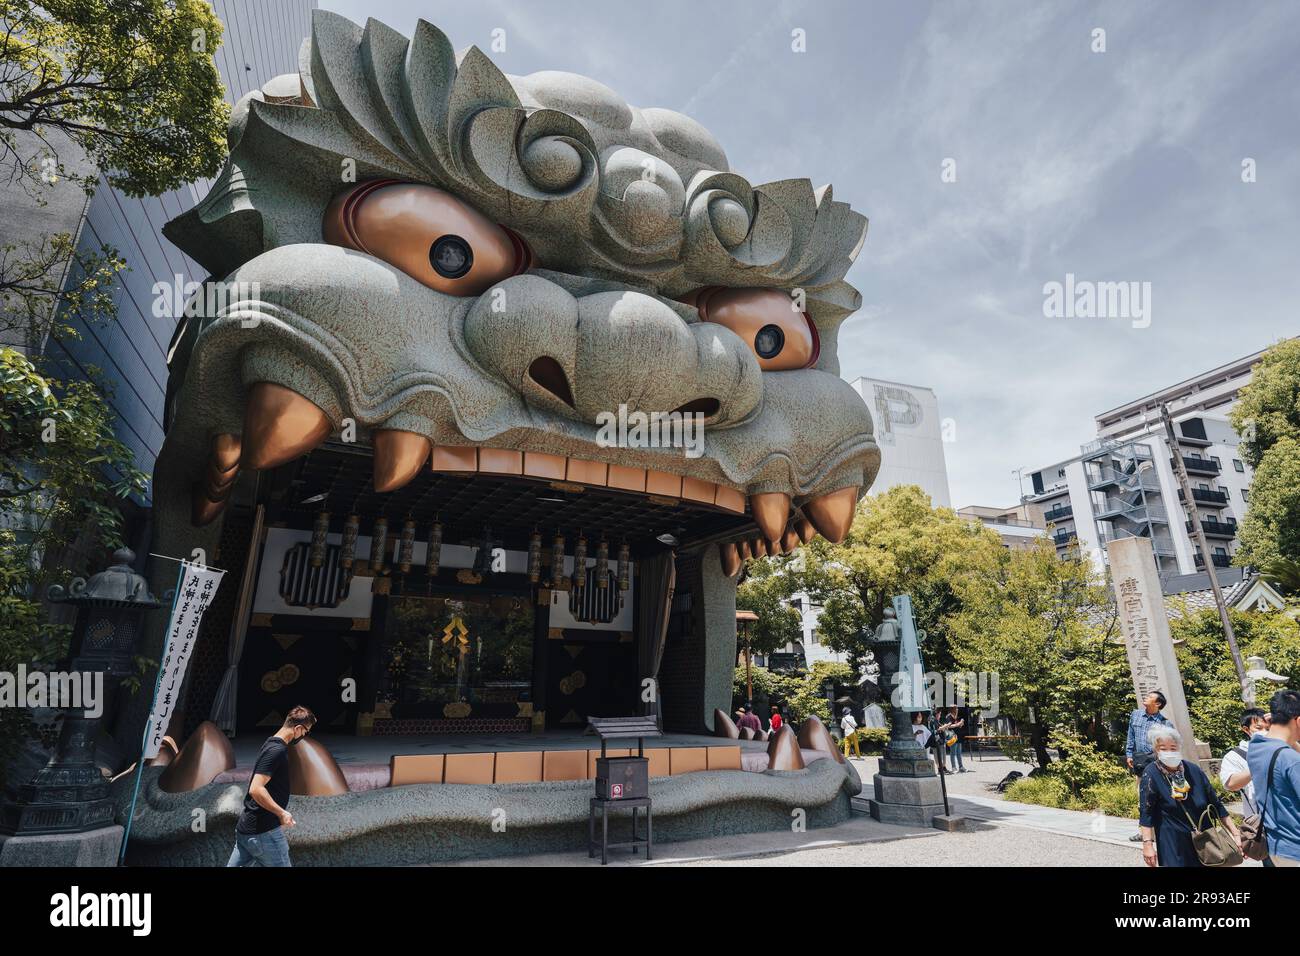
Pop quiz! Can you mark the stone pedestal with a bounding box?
[0,825,123,867]
[868,772,946,827]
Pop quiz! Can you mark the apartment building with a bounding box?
[1026,348,1270,578]
[955,505,1048,552]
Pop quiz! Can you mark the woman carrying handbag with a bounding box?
[1139,725,1242,867]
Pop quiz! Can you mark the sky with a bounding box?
[321,0,1300,508]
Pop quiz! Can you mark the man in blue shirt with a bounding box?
[1249,688,1300,866]
[1126,691,1170,842]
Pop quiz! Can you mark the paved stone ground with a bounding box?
[678,821,1141,867]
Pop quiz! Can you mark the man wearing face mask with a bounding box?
[1126,690,1170,842]
[1248,688,1300,867]
[1138,725,1237,867]
[227,706,317,867]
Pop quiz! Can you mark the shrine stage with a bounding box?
[219,730,831,790]
[114,730,857,865]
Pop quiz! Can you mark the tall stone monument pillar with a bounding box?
[1107,537,1210,760]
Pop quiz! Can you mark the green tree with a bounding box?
[787,484,1005,674]
[1234,437,1300,569]
[1229,339,1300,568]
[734,661,852,724]
[0,348,148,787]
[1171,606,1300,755]
[1,233,125,350]
[0,0,230,196]
[736,558,802,657]
[948,539,1130,768]
[1230,338,1300,470]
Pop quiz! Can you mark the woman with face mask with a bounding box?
[1139,725,1239,867]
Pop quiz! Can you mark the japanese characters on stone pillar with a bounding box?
[1107,537,1209,760]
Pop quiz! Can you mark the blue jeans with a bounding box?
[227,826,291,867]
[948,740,964,771]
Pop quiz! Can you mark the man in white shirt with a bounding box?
[1221,707,1268,816]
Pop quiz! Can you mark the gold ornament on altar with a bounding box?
[558,670,587,695]
[443,701,471,718]
[260,663,301,694]
[441,615,470,656]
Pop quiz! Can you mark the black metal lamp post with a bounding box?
[0,548,160,836]
[865,607,933,777]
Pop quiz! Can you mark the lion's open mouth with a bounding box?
[174,245,879,566]
[193,380,873,566]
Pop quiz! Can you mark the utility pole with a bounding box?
[1160,404,1252,703]
[1012,467,1030,523]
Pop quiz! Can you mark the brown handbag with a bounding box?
[1181,803,1243,867]
[1240,749,1283,862]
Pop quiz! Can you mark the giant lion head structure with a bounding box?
[110,11,879,860]
[157,9,879,564]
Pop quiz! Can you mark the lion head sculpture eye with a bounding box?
[323,180,531,295]
[683,287,820,371]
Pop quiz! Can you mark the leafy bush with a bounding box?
[1005,775,1072,808]
[851,727,890,752]
[1084,780,1140,818]
[1047,728,1129,796]
[1002,728,1137,816]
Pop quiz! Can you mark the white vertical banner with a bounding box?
[145,561,225,760]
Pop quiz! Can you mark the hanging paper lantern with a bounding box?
[572,535,588,591]
[398,519,416,573]
[596,539,609,589]
[427,520,442,576]
[310,510,330,568]
[551,532,566,588]
[617,542,630,592]
[370,517,388,573]
[340,514,360,571]
[528,531,542,583]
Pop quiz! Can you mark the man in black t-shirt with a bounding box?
[227,705,316,867]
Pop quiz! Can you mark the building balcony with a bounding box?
[1194,553,1232,569]
[1179,488,1229,508]
[1043,504,1073,523]
[1174,456,1220,476]
[1052,530,1076,547]
[1186,518,1237,539]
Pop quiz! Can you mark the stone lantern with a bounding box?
[0,548,160,863]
